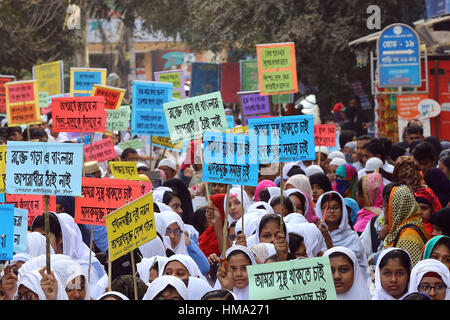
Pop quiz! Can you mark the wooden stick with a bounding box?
[108,250,112,291]
[198,137,211,204]
[130,251,138,300]
[44,195,51,274]
[279,162,285,230]
[222,184,231,256]
[149,136,153,170]
[240,185,244,235]
[88,225,94,284]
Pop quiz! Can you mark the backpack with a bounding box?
[393,223,428,247]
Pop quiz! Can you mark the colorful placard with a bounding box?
[240,92,270,116]
[202,131,259,186]
[154,69,185,100]
[314,124,337,147]
[247,256,337,300]
[0,75,15,114]
[151,136,185,152]
[0,145,6,194]
[105,192,156,261]
[256,42,298,95]
[105,105,131,132]
[70,67,107,97]
[190,62,220,97]
[51,96,107,133]
[0,204,14,260]
[91,84,126,110]
[5,141,83,196]
[32,60,64,96]
[163,91,228,143]
[118,138,144,151]
[110,161,140,180]
[396,94,428,120]
[3,194,56,227]
[4,80,41,126]
[84,137,117,163]
[240,60,259,92]
[13,208,28,253]
[131,81,174,137]
[75,177,145,226]
[220,62,240,103]
[248,114,315,163]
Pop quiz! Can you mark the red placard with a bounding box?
[84,137,117,163]
[220,62,240,103]
[51,96,107,132]
[74,177,147,225]
[314,124,337,147]
[3,194,56,227]
[92,85,125,110]
[7,82,35,103]
[0,76,14,113]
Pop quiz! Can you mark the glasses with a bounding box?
[418,283,447,293]
[322,206,340,212]
[15,291,38,300]
[166,228,182,236]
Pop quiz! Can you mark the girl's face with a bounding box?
[163,261,190,281]
[228,253,251,289]
[327,165,337,183]
[321,199,342,231]
[431,224,443,237]
[33,227,63,254]
[211,183,227,195]
[418,276,447,300]
[311,184,325,202]
[65,276,86,301]
[289,194,304,215]
[293,242,307,259]
[429,244,450,271]
[149,268,159,283]
[259,220,282,244]
[330,255,354,294]
[379,257,409,299]
[228,197,242,220]
[272,203,290,215]
[438,160,449,178]
[169,196,183,216]
[165,222,182,249]
[418,203,433,223]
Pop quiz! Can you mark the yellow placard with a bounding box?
[151,136,184,151]
[226,126,248,134]
[33,60,64,96]
[0,145,6,193]
[70,67,107,97]
[5,80,42,126]
[91,84,126,110]
[110,161,140,180]
[105,192,156,261]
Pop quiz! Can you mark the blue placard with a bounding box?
[378,24,421,88]
[5,141,83,196]
[248,114,315,163]
[190,62,220,97]
[202,131,259,186]
[73,71,103,91]
[0,204,14,260]
[226,115,234,129]
[426,0,450,18]
[13,208,28,253]
[131,81,174,137]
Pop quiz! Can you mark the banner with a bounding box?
[0,204,14,260]
[5,141,83,196]
[13,208,28,253]
[190,62,220,97]
[247,256,337,300]
[202,131,259,186]
[154,69,185,100]
[105,105,131,132]
[314,124,337,147]
[256,42,298,95]
[4,80,41,126]
[91,84,126,110]
[163,91,228,143]
[240,60,259,92]
[84,137,117,163]
[70,67,107,97]
[0,75,15,114]
[118,138,144,151]
[0,145,6,194]
[131,81,173,137]
[110,161,140,180]
[396,94,429,120]
[248,114,315,163]
[51,96,107,132]
[32,60,64,96]
[75,177,145,226]
[220,62,240,103]
[3,194,56,227]
[105,192,156,261]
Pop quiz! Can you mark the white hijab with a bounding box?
[153,211,172,251]
[234,209,267,238]
[26,231,55,257]
[249,243,277,263]
[323,246,371,300]
[187,276,213,300]
[224,187,251,224]
[160,210,188,255]
[18,268,69,300]
[283,212,308,225]
[98,290,130,300]
[247,202,274,214]
[152,187,173,203]
[315,191,368,276]
[286,222,327,258]
[373,247,412,300]
[52,257,91,300]
[408,259,450,300]
[142,275,188,300]
[138,235,166,258]
[224,245,257,300]
[161,254,206,280]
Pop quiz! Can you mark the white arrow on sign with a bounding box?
[383,49,415,55]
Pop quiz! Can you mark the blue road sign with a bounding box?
[377,23,421,88]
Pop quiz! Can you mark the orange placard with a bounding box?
[5,80,41,126]
[256,42,298,96]
[91,84,126,110]
[2,194,56,227]
[396,94,428,120]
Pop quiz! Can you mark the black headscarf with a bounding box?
[424,168,450,208]
[308,172,333,192]
[429,208,450,237]
[163,178,194,225]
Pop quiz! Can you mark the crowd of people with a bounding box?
[0,96,449,301]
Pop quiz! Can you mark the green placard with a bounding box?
[247,256,337,300]
[106,105,131,131]
[260,46,292,70]
[261,70,294,94]
[240,60,259,92]
[118,138,144,150]
[271,93,293,104]
[38,92,49,108]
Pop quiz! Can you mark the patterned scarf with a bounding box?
[362,172,384,210]
[392,155,423,192]
[333,164,358,199]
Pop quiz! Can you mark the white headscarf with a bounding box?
[26,231,55,257]
[90,273,109,300]
[98,290,130,300]
[18,268,69,300]
[234,210,267,238]
[138,235,166,258]
[283,212,308,225]
[160,210,188,255]
[315,191,368,276]
[52,257,91,300]
[224,245,257,300]
[142,275,188,300]
[153,211,172,250]
[152,187,173,203]
[249,243,277,263]
[155,201,172,213]
[137,257,158,283]
[323,246,371,300]
[286,222,327,258]
[161,254,206,280]
[224,187,251,224]
[247,201,274,214]
[266,187,281,199]
[285,174,313,199]
[187,276,213,300]
[408,259,450,300]
[373,247,412,300]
